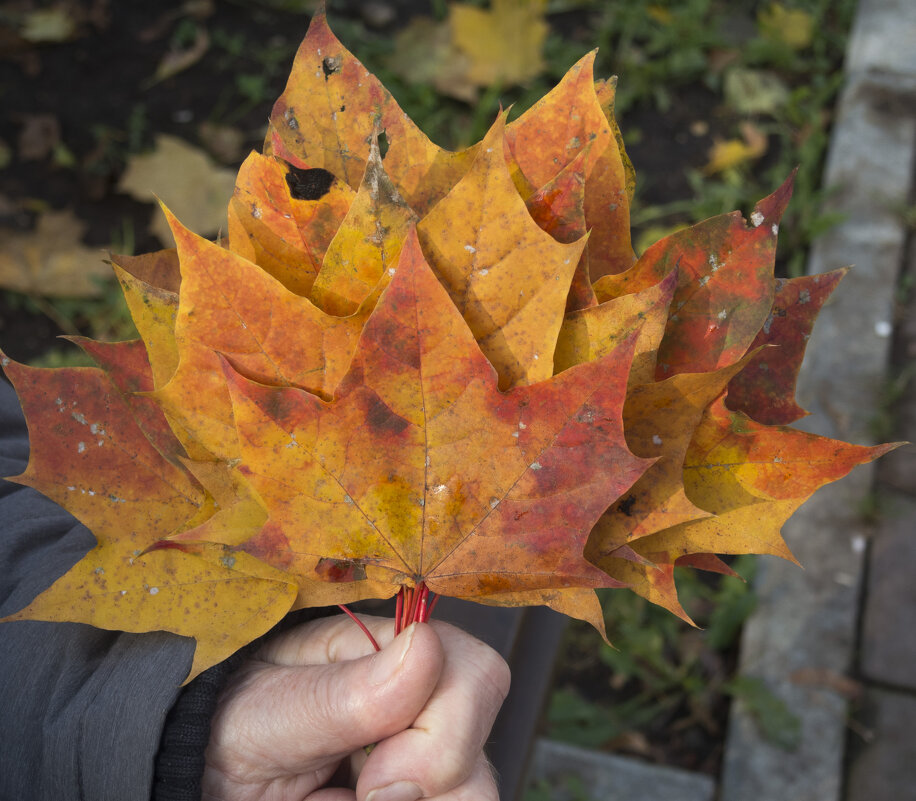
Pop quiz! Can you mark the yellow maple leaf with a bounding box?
[758,3,815,51]
[703,121,768,174]
[449,0,548,87]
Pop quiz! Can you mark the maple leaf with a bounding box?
[0,210,111,297]
[0,351,298,681]
[417,114,585,390]
[505,52,635,280]
[218,231,651,612]
[109,251,180,390]
[152,205,374,461]
[449,0,548,88]
[118,134,236,246]
[626,398,896,565]
[1,11,897,680]
[227,151,355,297]
[265,7,476,215]
[725,268,847,425]
[595,174,793,378]
[310,136,418,316]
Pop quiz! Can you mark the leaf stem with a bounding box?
[426,592,440,620]
[340,583,436,650]
[337,604,381,651]
[418,587,427,623]
[407,585,421,625]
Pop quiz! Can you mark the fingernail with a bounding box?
[370,623,416,685]
[365,781,423,801]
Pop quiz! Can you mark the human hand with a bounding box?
[202,614,511,801]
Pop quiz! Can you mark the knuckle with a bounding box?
[451,756,500,801]
[473,642,511,705]
[487,651,512,703]
[435,751,474,792]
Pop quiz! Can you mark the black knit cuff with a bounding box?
[152,645,248,801]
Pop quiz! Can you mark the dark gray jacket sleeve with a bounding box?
[0,377,196,801]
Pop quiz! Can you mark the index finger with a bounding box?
[356,619,510,800]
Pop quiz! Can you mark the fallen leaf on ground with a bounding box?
[703,122,768,174]
[148,26,209,86]
[724,68,789,116]
[118,134,236,246]
[197,122,245,164]
[19,8,78,42]
[17,113,61,161]
[0,210,110,297]
[386,16,476,102]
[449,0,548,88]
[758,3,815,51]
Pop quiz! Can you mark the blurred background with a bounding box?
[2,1,912,800]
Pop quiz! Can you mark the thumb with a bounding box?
[296,623,444,757]
[209,622,445,778]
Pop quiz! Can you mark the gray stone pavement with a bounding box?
[860,492,916,690]
[526,739,715,801]
[522,1,916,799]
[845,688,916,801]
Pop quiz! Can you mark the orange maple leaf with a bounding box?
[220,231,651,612]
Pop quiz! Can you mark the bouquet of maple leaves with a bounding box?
[1,11,894,681]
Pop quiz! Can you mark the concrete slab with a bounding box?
[525,739,715,801]
[860,492,916,689]
[846,687,916,801]
[718,480,872,801]
[790,83,915,446]
[877,239,916,495]
[846,0,916,78]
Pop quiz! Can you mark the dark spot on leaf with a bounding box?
[286,166,335,200]
[316,557,368,582]
[322,56,340,78]
[619,495,636,516]
[368,315,420,368]
[340,104,346,112]
[365,396,409,435]
[245,522,294,568]
[141,539,188,555]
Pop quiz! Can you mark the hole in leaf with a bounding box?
[321,55,341,78]
[285,166,335,200]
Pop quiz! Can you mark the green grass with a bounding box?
[545,556,770,751]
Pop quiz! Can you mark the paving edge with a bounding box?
[718,0,916,799]
[525,738,715,801]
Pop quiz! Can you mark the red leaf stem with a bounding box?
[337,604,381,651]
